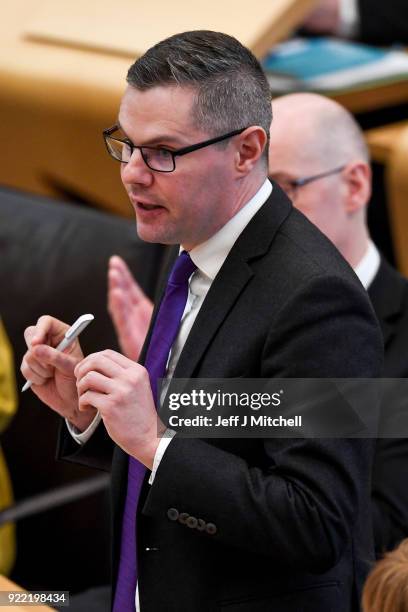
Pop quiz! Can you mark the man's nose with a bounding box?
[121,149,154,187]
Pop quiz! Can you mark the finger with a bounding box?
[74,350,125,380]
[24,326,38,349]
[108,257,132,294]
[109,256,146,303]
[99,349,139,369]
[78,390,110,413]
[21,356,53,387]
[76,371,114,396]
[108,287,129,319]
[108,282,152,331]
[22,353,53,379]
[108,266,123,294]
[109,255,132,283]
[107,289,147,360]
[108,286,129,326]
[108,270,142,307]
[32,344,78,377]
[28,316,69,348]
[108,269,134,333]
[75,351,143,383]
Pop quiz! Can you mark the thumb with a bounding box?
[33,345,77,377]
[24,326,43,349]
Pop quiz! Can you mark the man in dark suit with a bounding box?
[21,32,382,611]
[302,0,408,45]
[268,91,408,554]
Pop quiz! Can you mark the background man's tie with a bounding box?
[113,251,197,611]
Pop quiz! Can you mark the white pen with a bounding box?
[22,313,95,392]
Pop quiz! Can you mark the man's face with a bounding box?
[118,85,236,249]
[268,119,348,250]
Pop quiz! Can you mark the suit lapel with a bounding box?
[172,250,253,379]
[174,185,292,378]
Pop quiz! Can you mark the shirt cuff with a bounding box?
[338,0,360,38]
[148,429,177,485]
[66,412,102,445]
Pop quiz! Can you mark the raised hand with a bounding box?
[108,255,154,361]
[302,0,340,34]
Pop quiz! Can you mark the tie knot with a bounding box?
[168,251,197,286]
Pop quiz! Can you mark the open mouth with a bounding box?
[137,202,163,211]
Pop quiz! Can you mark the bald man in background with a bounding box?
[267,93,408,555]
[268,93,408,381]
[108,92,408,555]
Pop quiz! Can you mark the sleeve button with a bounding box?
[186,516,198,529]
[178,512,189,525]
[197,519,206,531]
[167,508,179,521]
[206,523,217,535]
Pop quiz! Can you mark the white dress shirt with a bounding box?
[338,0,360,38]
[353,240,381,289]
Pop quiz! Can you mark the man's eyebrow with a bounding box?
[116,121,186,147]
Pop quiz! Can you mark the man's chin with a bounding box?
[135,223,178,246]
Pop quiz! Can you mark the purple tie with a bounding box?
[113,251,197,612]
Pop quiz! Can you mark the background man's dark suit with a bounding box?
[358,0,408,45]
[303,0,408,45]
[369,257,408,553]
[61,186,383,612]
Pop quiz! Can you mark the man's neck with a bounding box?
[342,226,370,269]
[229,173,268,220]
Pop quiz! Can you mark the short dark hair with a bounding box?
[127,30,272,165]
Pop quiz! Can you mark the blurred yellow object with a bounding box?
[0,320,17,575]
[0,322,17,431]
[366,121,408,276]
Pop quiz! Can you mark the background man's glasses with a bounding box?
[103,125,247,173]
[269,165,346,200]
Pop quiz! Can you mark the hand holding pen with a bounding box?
[22,314,94,391]
[21,314,97,431]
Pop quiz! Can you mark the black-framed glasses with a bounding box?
[269,165,346,199]
[102,125,248,173]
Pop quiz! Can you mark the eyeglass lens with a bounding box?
[106,138,175,171]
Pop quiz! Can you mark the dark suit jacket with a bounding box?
[60,185,383,612]
[369,257,408,553]
[358,0,408,45]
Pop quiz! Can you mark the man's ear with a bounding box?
[234,127,268,175]
[344,162,372,214]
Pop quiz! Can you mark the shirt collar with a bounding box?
[183,179,272,280]
[354,240,381,289]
